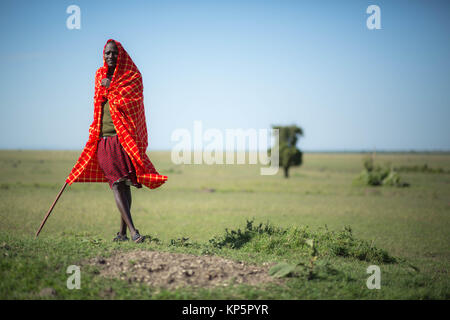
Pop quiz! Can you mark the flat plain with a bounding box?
[0,150,448,299]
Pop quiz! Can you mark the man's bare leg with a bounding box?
[112,181,138,238]
[118,184,132,236]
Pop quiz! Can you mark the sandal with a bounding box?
[113,232,129,242]
[132,230,144,243]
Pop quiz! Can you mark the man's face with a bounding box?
[104,42,118,68]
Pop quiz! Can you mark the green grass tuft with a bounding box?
[209,220,395,264]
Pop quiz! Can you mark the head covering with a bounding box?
[66,39,167,189]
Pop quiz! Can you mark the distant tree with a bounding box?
[270,125,303,178]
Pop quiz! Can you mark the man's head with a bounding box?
[104,41,119,69]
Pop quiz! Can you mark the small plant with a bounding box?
[80,237,103,246]
[144,235,161,244]
[269,238,317,279]
[363,156,375,172]
[169,237,196,248]
[208,220,280,249]
[382,170,409,187]
[355,156,409,187]
[269,238,341,280]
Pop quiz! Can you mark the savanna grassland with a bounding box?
[0,150,449,299]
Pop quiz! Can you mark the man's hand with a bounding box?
[101,78,111,88]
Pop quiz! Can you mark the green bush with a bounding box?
[383,171,409,187]
[209,220,396,264]
[355,157,409,187]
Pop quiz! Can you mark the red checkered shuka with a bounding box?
[66,39,167,189]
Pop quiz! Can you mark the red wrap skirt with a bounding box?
[97,135,143,189]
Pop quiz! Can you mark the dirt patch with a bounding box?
[87,250,280,290]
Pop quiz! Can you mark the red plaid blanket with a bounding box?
[66,39,167,189]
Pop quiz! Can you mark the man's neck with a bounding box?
[107,67,115,78]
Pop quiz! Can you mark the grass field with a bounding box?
[0,150,449,299]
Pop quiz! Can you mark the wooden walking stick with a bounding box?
[35,181,68,238]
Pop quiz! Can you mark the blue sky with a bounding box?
[1,0,449,151]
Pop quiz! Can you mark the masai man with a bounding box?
[66,39,167,243]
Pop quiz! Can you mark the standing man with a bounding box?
[66,39,167,242]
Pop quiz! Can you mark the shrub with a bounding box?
[209,220,396,264]
[355,157,409,187]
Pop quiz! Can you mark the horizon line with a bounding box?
[1,148,450,154]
